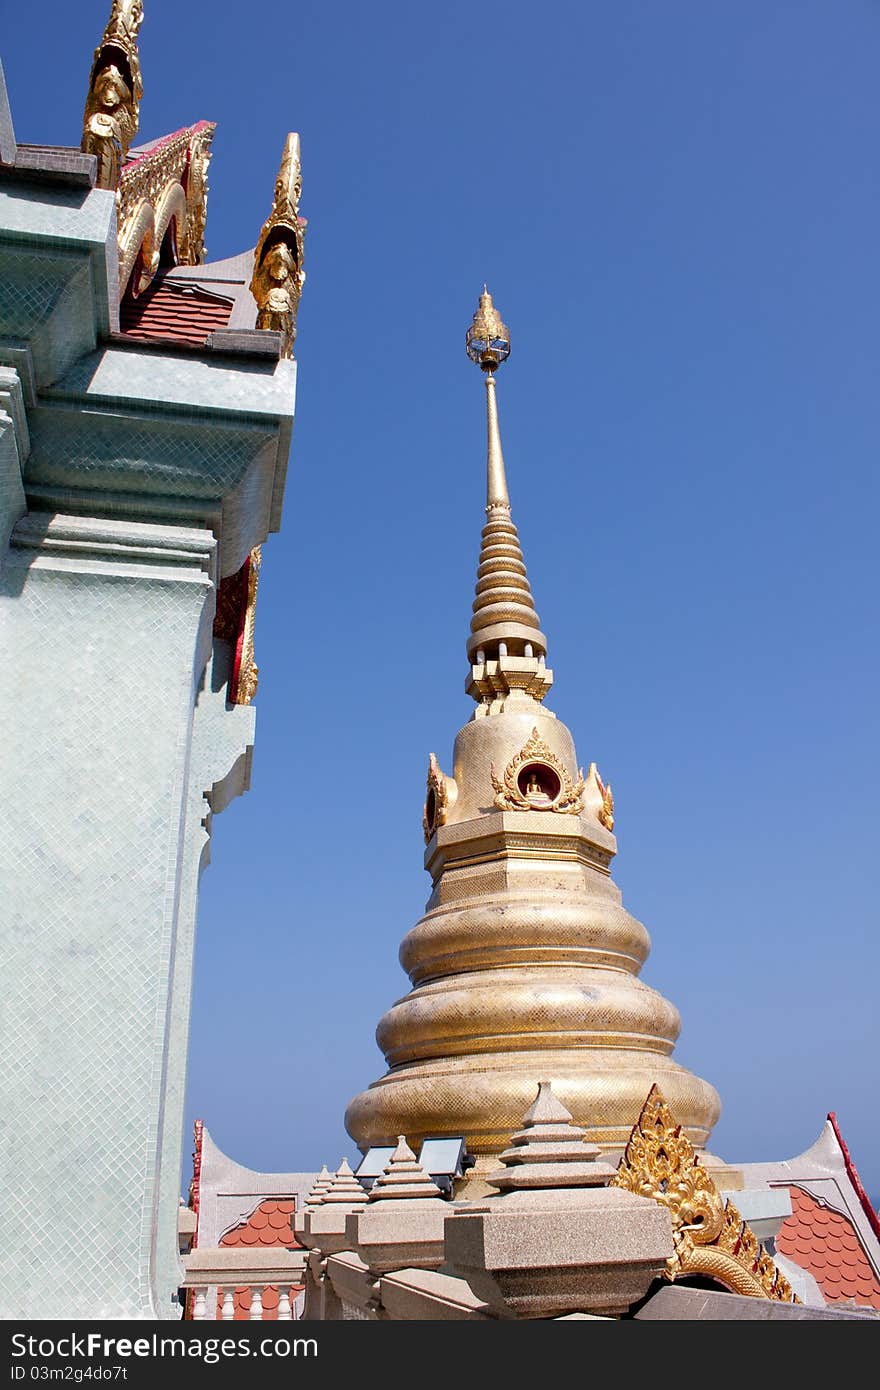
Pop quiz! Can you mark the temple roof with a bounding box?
[734,1112,880,1312]
[213,1199,303,1320]
[776,1187,880,1310]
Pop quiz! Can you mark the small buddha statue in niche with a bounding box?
[524,769,549,801]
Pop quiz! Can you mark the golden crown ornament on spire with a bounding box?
[466,286,511,372]
[81,0,145,192]
[250,133,306,359]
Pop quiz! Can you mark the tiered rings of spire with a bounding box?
[465,291,551,709]
[345,292,721,1157]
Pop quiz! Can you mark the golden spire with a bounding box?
[465,288,547,676]
[81,0,144,191]
[466,286,510,508]
[250,133,306,359]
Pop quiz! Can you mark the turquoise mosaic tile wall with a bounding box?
[0,148,293,1317]
[150,647,256,1310]
[0,545,214,1318]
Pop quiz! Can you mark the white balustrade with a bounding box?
[184,1246,307,1321]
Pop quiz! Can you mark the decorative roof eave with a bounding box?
[611,1085,800,1303]
[735,1115,880,1284]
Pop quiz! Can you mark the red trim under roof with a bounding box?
[828,1111,880,1241]
[124,120,215,173]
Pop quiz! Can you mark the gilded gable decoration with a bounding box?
[117,122,216,296]
[212,548,262,706]
[491,727,585,814]
[611,1086,798,1302]
[83,5,215,299]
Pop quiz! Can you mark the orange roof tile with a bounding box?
[119,278,233,347]
[216,1199,303,1320]
[220,1198,299,1249]
[776,1186,880,1311]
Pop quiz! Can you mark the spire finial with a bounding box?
[466,286,510,374]
[463,290,550,690]
[466,286,511,510]
[250,133,306,359]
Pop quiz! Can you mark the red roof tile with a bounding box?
[776,1186,880,1310]
[119,278,233,347]
[216,1199,303,1320]
[220,1198,299,1249]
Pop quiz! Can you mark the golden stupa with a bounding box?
[345,291,721,1156]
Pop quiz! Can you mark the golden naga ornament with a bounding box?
[250,133,306,358]
[82,0,144,192]
[235,546,261,706]
[611,1086,798,1303]
[423,754,456,842]
[491,728,585,814]
[595,765,614,831]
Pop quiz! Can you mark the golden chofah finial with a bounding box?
[81,0,145,192]
[250,133,306,359]
[465,285,511,373]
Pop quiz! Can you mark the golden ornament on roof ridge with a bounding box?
[612,1086,799,1303]
[82,0,145,191]
[250,133,306,359]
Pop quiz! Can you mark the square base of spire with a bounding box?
[467,656,554,713]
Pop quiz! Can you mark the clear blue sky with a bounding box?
[5,2,878,1201]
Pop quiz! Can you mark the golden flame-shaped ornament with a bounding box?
[250,133,306,358]
[466,286,511,371]
[81,0,145,191]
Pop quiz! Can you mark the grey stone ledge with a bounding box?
[633,1284,879,1321]
[107,330,282,365]
[2,144,97,189]
[184,1247,307,1287]
[379,1267,492,1320]
[206,329,283,360]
